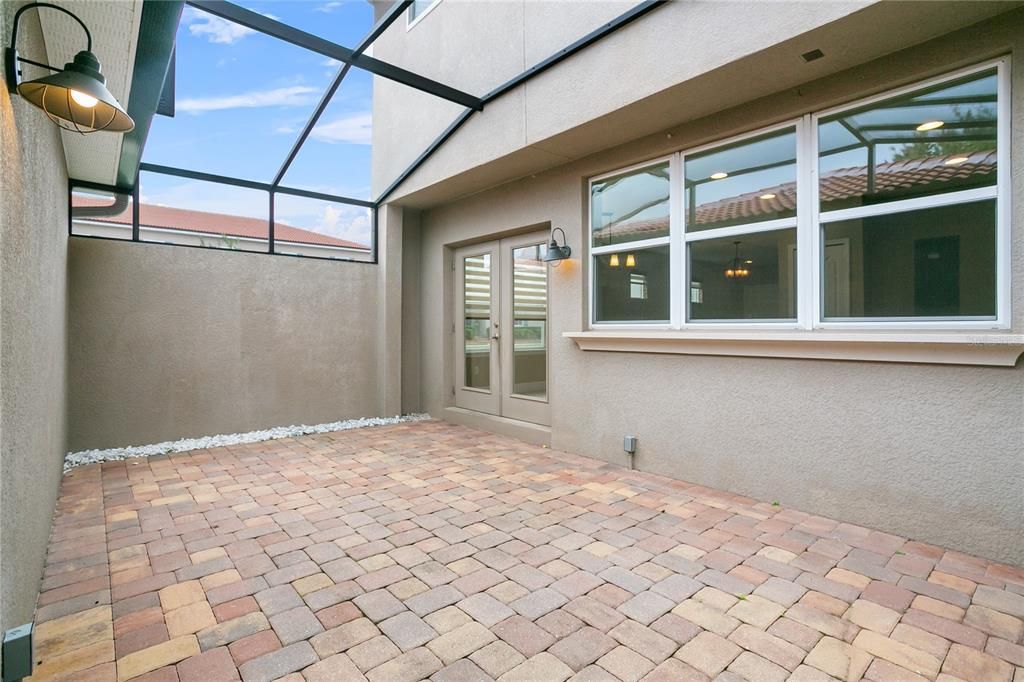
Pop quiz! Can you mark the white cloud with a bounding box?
[178,86,319,113]
[315,2,344,13]
[317,203,371,245]
[183,7,279,45]
[275,195,372,246]
[183,8,254,44]
[140,181,268,221]
[311,112,372,145]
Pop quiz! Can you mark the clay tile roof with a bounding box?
[593,150,996,242]
[71,197,370,250]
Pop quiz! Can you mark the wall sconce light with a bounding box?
[541,227,572,266]
[609,253,620,267]
[625,253,636,268]
[5,2,134,133]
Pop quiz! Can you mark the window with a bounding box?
[817,67,999,321]
[408,0,440,26]
[588,60,1008,329]
[685,126,798,321]
[590,161,671,323]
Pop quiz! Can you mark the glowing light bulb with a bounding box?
[710,172,728,180]
[945,156,969,166]
[70,90,98,108]
[916,120,944,132]
[759,193,776,200]
[609,254,620,267]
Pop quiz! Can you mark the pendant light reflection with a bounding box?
[724,241,750,279]
[608,253,636,268]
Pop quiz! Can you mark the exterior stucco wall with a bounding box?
[0,2,70,651]
[370,1,1019,204]
[404,11,1024,565]
[370,0,868,196]
[67,238,388,451]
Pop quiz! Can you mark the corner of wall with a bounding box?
[0,0,71,650]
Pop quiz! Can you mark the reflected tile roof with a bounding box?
[594,150,995,241]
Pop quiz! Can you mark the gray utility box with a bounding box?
[3,623,33,682]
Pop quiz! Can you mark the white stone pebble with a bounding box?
[63,413,431,472]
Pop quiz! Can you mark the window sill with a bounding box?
[563,330,1024,367]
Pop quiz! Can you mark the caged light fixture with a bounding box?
[5,2,134,133]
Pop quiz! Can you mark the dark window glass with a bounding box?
[594,245,670,322]
[819,70,997,211]
[409,0,436,21]
[684,128,797,232]
[71,187,133,239]
[591,162,669,247]
[688,229,797,321]
[822,200,996,319]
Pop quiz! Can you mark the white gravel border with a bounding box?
[63,413,431,472]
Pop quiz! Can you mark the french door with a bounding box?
[454,231,550,426]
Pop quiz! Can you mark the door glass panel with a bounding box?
[463,254,491,390]
[512,244,547,399]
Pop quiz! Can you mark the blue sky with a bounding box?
[141,1,375,246]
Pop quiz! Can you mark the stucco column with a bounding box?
[377,203,403,416]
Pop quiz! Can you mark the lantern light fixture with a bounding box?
[5,2,134,134]
[724,240,751,279]
[541,227,572,265]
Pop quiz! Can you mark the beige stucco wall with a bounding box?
[67,238,391,451]
[0,2,70,653]
[370,1,1016,204]
[402,10,1024,565]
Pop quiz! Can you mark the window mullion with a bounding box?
[682,218,798,243]
[800,113,817,330]
[591,237,670,255]
[670,153,684,329]
[996,57,1011,326]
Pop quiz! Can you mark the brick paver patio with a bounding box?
[27,420,1024,681]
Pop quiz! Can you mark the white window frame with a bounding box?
[586,57,1011,332]
[812,57,1010,330]
[588,155,674,329]
[680,118,804,329]
[407,0,441,29]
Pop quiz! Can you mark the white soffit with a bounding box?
[38,0,143,186]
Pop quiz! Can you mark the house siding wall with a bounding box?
[67,238,388,451]
[403,11,1024,565]
[0,2,70,654]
